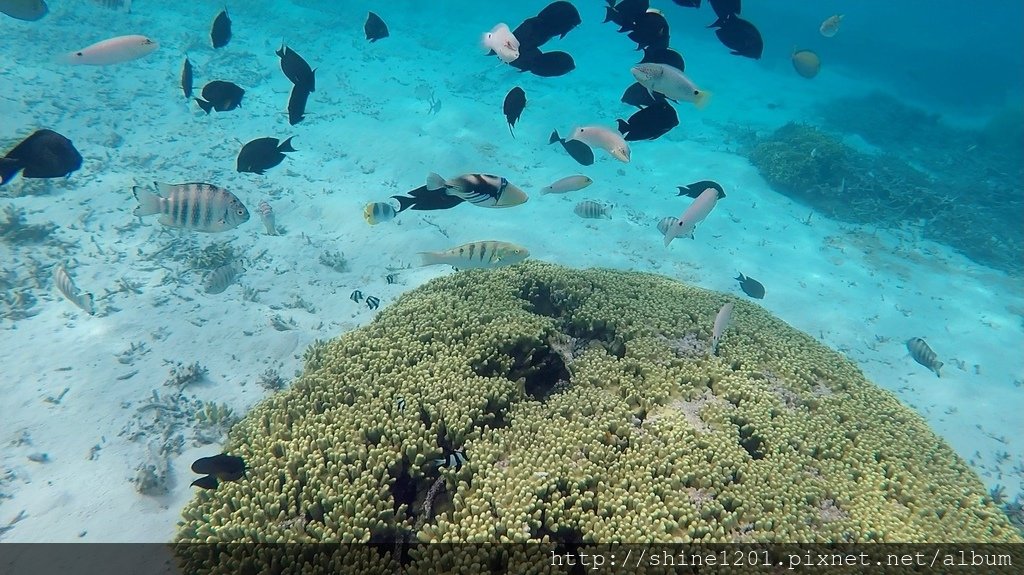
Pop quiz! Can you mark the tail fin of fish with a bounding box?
[0,158,23,186]
[548,130,561,144]
[195,98,214,114]
[693,90,712,110]
[278,136,297,153]
[616,119,629,135]
[77,292,96,316]
[417,251,443,266]
[132,186,162,216]
[391,194,415,213]
[426,173,447,191]
[932,362,943,378]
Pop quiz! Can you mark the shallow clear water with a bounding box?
[0,0,1021,543]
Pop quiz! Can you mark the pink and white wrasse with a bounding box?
[569,126,630,163]
[664,187,720,246]
[59,35,158,66]
[481,23,519,63]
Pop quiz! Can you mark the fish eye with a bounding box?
[693,90,699,95]
[236,209,245,215]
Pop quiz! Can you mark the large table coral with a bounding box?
[175,262,1020,571]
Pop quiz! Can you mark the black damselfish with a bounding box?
[211,9,231,49]
[621,81,665,108]
[617,100,678,141]
[736,273,765,299]
[365,12,389,42]
[277,44,316,92]
[512,1,581,51]
[180,56,193,99]
[195,80,244,114]
[627,10,670,51]
[191,453,246,481]
[287,85,311,125]
[677,180,725,199]
[639,47,684,71]
[503,87,526,137]
[510,46,575,77]
[0,129,83,186]
[712,13,763,59]
[548,130,594,166]
[237,136,296,175]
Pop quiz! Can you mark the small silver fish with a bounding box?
[53,263,95,315]
[133,182,249,233]
[203,261,244,294]
[257,200,278,235]
[906,337,942,378]
[711,302,734,355]
[573,200,611,219]
[541,175,593,194]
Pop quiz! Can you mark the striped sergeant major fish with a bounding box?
[425,172,528,208]
[132,182,249,233]
[53,263,95,315]
[419,240,529,270]
[906,337,942,378]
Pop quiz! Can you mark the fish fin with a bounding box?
[693,90,712,109]
[508,122,515,138]
[548,130,561,144]
[426,172,447,191]
[0,158,24,186]
[933,362,943,378]
[278,136,296,153]
[132,186,162,216]
[78,293,96,315]
[391,195,415,213]
[616,119,629,134]
[417,251,442,266]
[195,98,213,114]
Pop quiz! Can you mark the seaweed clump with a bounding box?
[174,262,1020,573]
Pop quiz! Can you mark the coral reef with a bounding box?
[0,205,58,245]
[746,120,1022,274]
[175,262,1020,571]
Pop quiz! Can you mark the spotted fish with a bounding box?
[906,337,942,378]
[419,240,529,269]
[132,182,249,233]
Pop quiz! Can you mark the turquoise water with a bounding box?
[1,0,1021,543]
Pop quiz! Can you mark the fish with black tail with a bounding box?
[180,56,193,99]
[190,453,245,490]
[549,130,595,166]
[195,80,244,113]
[365,12,389,42]
[237,137,295,174]
[350,290,363,302]
[510,46,575,77]
[906,337,943,377]
[639,47,685,71]
[211,9,231,49]
[0,0,48,21]
[621,81,664,108]
[677,180,725,199]
[276,44,315,92]
[627,9,670,51]
[391,185,465,212]
[0,129,82,185]
[434,448,468,471]
[617,100,678,141]
[287,85,311,125]
[710,13,763,59]
[735,273,765,299]
[503,87,526,137]
[366,296,380,310]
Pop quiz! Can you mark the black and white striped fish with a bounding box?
[434,448,468,471]
[53,263,95,315]
[656,216,677,236]
[425,172,528,208]
[257,200,278,235]
[419,240,529,269]
[906,337,943,378]
[203,261,244,294]
[574,200,611,219]
[132,182,249,233]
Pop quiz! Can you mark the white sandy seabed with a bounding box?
[0,1,1020,543]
